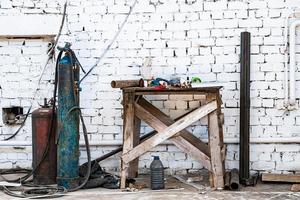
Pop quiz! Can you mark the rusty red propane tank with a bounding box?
[32,99,57,185]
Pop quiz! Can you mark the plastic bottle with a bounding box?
[150,156,165,190]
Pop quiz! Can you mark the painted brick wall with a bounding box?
[1,0,300,175]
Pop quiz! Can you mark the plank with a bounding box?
[262,173,300,183]
[220,113,224,125]
[138,98,209,156]
[120,92,135,188]
[208,111,224,189]
[122,86,222,93]
[122,87,222,96]
[122,100,217,164]
[127,116,140,178]
[170,136,211,171]
[221,145,226,162]
[291,184,300,191]
[172,175,205,191]
[134,103,211,170]
[216,91,225,176]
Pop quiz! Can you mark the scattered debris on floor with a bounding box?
[291,184,300,192]
[262,173,300,183]
[187,175,203,183]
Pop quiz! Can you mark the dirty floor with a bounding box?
[1,172,300,199]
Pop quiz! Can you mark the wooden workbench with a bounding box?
[120,87,225,189]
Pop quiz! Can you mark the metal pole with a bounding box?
[239,31,251,185]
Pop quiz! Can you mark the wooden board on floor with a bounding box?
[291,184,300,191]
[262,173,300,183]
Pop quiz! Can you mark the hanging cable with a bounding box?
[0,44,88,198]
[79,0,138,84]
[1,0,130,196]
[55,44,91,191]
[0,50,61,184]
[47,1,67,56]
[2,1,67,141]
[1,185,66,199]
[0,2,69,198]
[2,55,51,141]
[64,106,91,192]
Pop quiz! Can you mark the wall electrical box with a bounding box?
[2,106,24,125]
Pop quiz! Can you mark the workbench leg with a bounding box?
[216,92,226,181]
[120,92,135,189]
[208,110,225,189]
[128,117,140,178]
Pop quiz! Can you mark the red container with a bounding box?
[32,106,57,185]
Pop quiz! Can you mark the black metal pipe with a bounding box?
[229,168,239,190]
[95,130,155,163]
[79,130,156,176]
[224,171,230,190]
[239,31,251,185]
[79,106,199,170]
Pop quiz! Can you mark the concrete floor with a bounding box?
[1,173,300,199]
[57,190,300,200]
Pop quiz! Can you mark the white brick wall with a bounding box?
[1,0,300,174]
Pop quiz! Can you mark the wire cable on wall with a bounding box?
[1,0,134,197]
[79,0,138,84]
[1,44,91,198]
[2,1,67,141]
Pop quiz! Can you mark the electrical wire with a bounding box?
[78,0,138,84]
[57,46,91,192]
[47,1,67,56]
[2,0,129,196]
[64,106,91,192]
[0,50,61,184]
[0,46,68,199]
[0,168,31,182]
[1,185,66,199]
[2,55,52,141]
[0,2,69,198]
[2,1,67,141]
[19,51,60,184]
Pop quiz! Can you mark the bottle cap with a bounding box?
[153,156,159,160]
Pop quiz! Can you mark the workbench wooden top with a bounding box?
[121,86,222,95]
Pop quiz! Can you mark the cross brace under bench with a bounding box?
[119,87,225,189]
